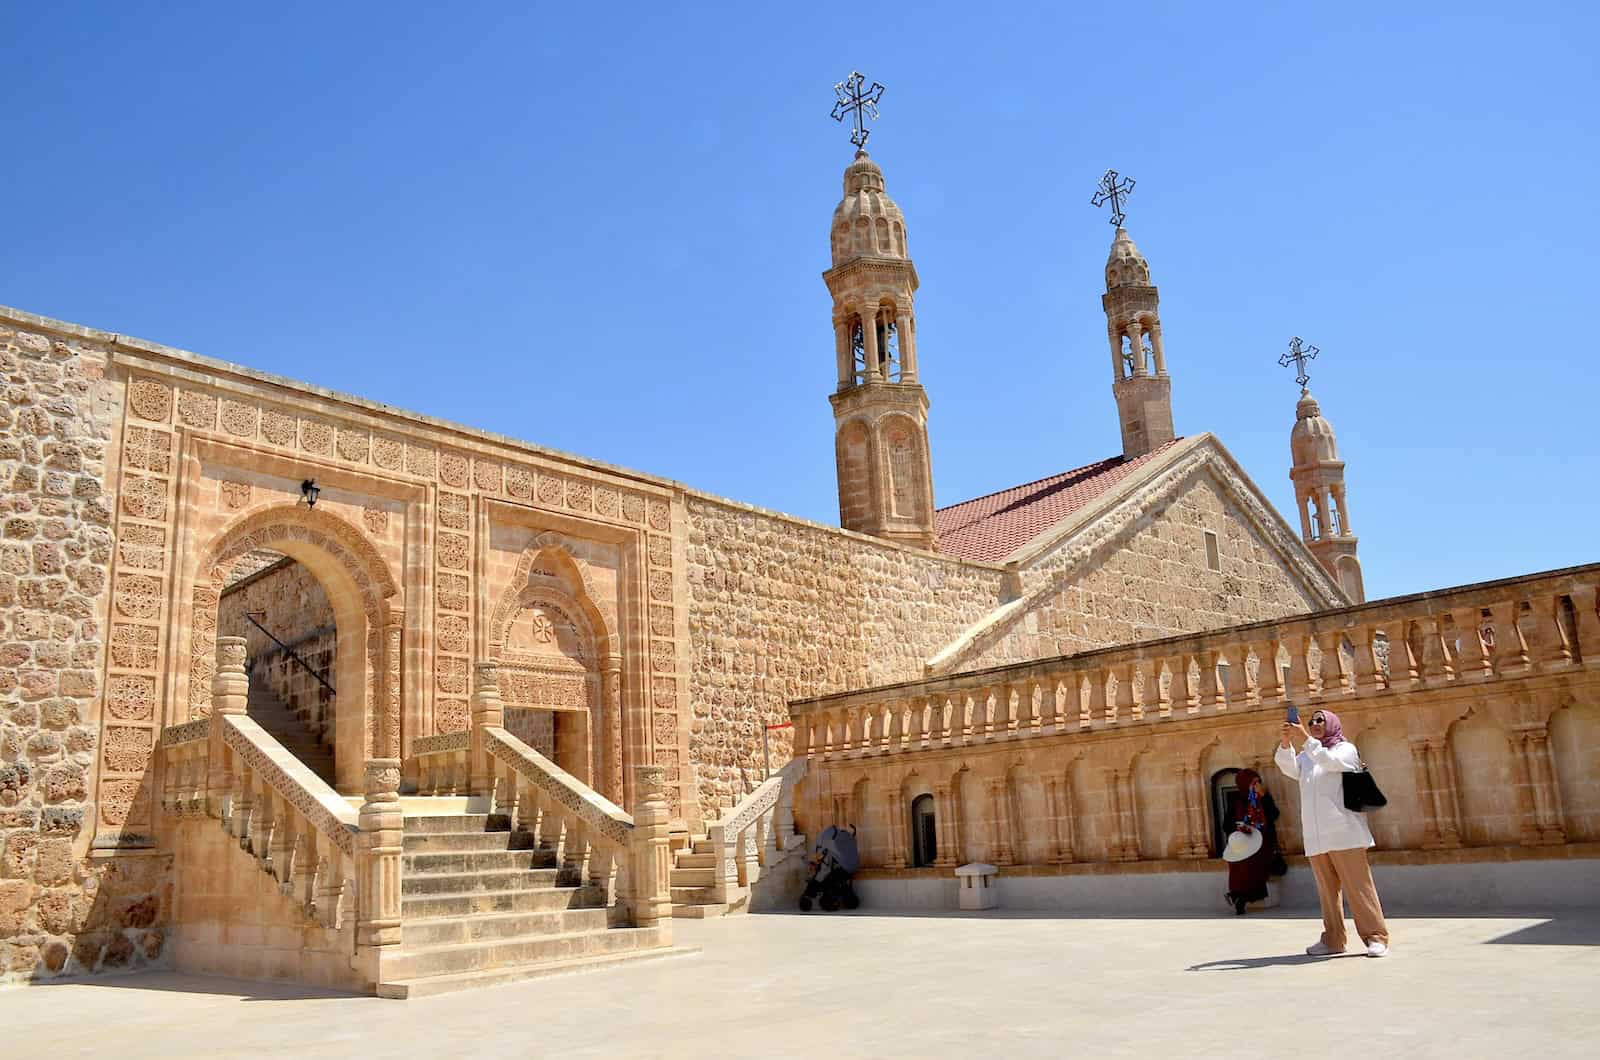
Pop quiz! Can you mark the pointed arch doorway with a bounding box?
[184,504,403,794]
[488,541,624,802]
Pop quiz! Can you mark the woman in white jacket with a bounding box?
[1276,708,1390,957]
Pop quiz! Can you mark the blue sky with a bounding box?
[5,2,1595,600]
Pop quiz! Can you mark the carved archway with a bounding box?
[487,536,623,800]
[187,504,401,793]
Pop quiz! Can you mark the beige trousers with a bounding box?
[1307,847,1390,950]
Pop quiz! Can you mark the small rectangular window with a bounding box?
[1204,530,1221,572]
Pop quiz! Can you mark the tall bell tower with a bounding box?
[1283,337,1364,602]
[1102,226,1175,460]
[823,74,937,551]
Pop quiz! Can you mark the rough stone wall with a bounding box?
[961,471,1325,671]
[0,320,168,983]
[683,497,1009,817]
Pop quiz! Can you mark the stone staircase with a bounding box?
[245,682,336,788]
[669,835,729,918]
[375,808,690,998]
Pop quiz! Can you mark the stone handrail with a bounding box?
[704,757,807,908]
[467,654,673,930]
[162,636,406,980]
[789,563,1600,757]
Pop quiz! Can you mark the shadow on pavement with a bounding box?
[32,970,364,1002]
[1483,918,1600,946]
[1185,952,1353,971]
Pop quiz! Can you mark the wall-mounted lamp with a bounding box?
[301,479,321,509]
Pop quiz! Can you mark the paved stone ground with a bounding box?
[5,910,1596,1059]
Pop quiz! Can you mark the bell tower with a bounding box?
[1102,226,1175,459]
[1290,386,1365,602]
[822,75,936,551]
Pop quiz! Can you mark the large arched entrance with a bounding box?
[487,537,624,802]
[184,504,402,794]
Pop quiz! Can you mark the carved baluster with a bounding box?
[1485,601,1527,674]
[564,819,591,884]
[313,835,345,929]
[1213,649,1238,711]
[588,842,617,905]
[1452,607,1491,680]
[906,696,926,749]
[1016,681,1037,734]
[1567,583,1600,662]
[1529,594,1575,669]
[1240,648,1261,707]
[1283,633,1314,700]
[1317,631,1349,697]
[292,827,318,912]
[1348,625,1382,693]
[1088,668,1111,726]
[1418,614,1453,685]
[1257,639,1286,702]
[1385,620,1416,685]
[251,781,276,868]
[884,700,902,753]
[228,760,252,843]
[1195,651,1220,714]
[269,793,297,886]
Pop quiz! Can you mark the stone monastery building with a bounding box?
[1,143,1594,995]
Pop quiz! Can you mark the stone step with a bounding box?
[385,926,664,980]
[400,907,611,947]
[671,867,716,887]
[401,830,535,853]
[402,885,606,920]
[402,849,559,875]
[401,811,504,833]
[692,840,714,855]
[401,867,572,897]
[375,944,697,999]
[670,885,717,905]
[671,902,729,919]
[673,851,716,869]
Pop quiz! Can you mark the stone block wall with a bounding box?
[962,472,1325,671]
[683,496,1009,818]
[0,319,170,984]
[218,556,337,740]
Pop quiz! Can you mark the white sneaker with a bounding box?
[1305,941,1343,956]
[1366,940,1389,958]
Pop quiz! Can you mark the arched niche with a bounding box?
[188,503,401,794]
[1549,699,1600,841]
[1447,711,1524,846]
[487,537,623,801]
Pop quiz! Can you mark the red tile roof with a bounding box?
[934,439,1184,563]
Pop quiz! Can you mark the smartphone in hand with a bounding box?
[1285,705,1299,724]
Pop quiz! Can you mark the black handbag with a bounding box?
[1342,768,1388,812]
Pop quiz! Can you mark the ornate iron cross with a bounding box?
[1278,336,1320,388]
[1091,169,1136,227]
[831,71,886,150]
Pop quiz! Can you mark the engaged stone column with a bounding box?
[469,661,504,798]
[602,661,625,802]
[207,637,249,818]
[381,609,404,761]
[623,765,673,933]
[1513,723,1567,845]
[932,784,958,867]
[885,790,907,869]
[987,777,1016,866]
[356,758,404,969]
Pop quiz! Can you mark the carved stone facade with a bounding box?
[2,292,1358,981]
[791,565,1600,891]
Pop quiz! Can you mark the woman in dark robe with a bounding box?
[1224,769,1280,916]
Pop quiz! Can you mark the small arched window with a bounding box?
[911,793,937,867]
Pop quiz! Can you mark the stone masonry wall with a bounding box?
[218,557,337,738]
[684,497,1010,817]
[960,471,1326,671]
[1,320,168,984]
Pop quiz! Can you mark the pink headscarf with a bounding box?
[1312,708,1345,747]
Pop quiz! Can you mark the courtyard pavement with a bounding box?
[4,909,1597,1059]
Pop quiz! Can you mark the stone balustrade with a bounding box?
[787,564,1600,872]
[159,637,404,981]
[703,758,807,908]
[410,732,470,795]
[482,726,674,930]
[792,564,1598,761]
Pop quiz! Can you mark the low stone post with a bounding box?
[622,765,674,934]
[469,661,504,798]
[207,637,249,819]
[355,758,404,982]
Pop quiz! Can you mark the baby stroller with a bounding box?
[798,824,861,912]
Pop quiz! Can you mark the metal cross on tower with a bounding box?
[831,71,886,150]
[1278,336,1320,388]
[1091,169,1136,227]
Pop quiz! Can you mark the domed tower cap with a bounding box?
[1106,227,1151,289]
[1291,388,1340,464]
